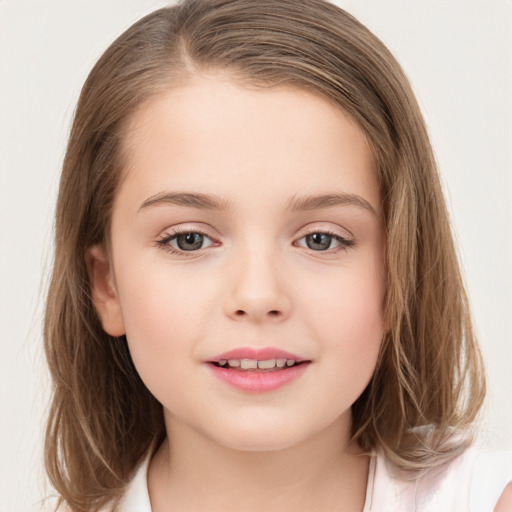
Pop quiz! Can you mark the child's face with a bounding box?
[91,74,386,452]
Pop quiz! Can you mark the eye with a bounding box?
[157,229,216,253]
[296,231,354,251]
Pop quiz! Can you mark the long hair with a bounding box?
[44,1,486,510]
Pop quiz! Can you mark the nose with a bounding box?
[224,244,292,323]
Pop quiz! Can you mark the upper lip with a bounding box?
[207,347,308,363]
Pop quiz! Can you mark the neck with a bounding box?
[148,415,370,512]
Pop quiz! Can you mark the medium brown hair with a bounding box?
[44,1,485,510]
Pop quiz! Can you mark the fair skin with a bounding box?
[89,73,386,511]
[87,74,512,512]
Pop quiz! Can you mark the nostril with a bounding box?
[231,309,283,319]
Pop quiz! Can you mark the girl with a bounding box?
[43,0,512,510]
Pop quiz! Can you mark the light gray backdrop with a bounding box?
[0,1,510,510]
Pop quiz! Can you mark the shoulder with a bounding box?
[470,449,512,511]
[368,448,512,512]
[494,482,512,512]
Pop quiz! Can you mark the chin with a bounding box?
[204,417,314,453]
[219,434,301,453]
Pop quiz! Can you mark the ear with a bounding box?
[86,245,126,337]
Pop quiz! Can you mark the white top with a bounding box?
[117,448,512,512]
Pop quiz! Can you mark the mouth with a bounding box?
[209,358,308,372]
[206,348,311,392]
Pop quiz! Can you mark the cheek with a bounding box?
[115,265,217,372]
[306,265,384,335]
[299,257,385,377]
[117,275,209,412]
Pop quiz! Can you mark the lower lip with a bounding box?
[206,363,310,393]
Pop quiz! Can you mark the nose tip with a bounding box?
[224,253,291,323]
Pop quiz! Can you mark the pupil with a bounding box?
[177,232,203,251]
[306,233,332,251]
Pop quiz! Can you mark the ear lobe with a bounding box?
[86,245,126,337]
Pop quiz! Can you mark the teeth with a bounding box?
[258,359,276,369]
[241,359,258,369]
[219,358,298,369]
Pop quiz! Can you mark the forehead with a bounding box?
[118,73,380,215]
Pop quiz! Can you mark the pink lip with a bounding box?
[208,347,306,363]
[205,346,311,393]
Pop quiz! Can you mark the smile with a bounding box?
[206,347,311,392]
[215,358,299,371]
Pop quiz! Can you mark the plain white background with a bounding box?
[0,1,510,510]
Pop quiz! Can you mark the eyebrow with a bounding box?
[139,192,233,212]
[138,190,376,215]
[285,192,376,215]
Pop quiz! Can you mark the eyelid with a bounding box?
[299,223,353,239]
[154,222,355,256]
[156,224,220,256]
[298,222,355,243]
[294,224,356,252]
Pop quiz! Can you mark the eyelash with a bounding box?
[156,227,355,256]
[156,227,216,255]
[296,228,355,252]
